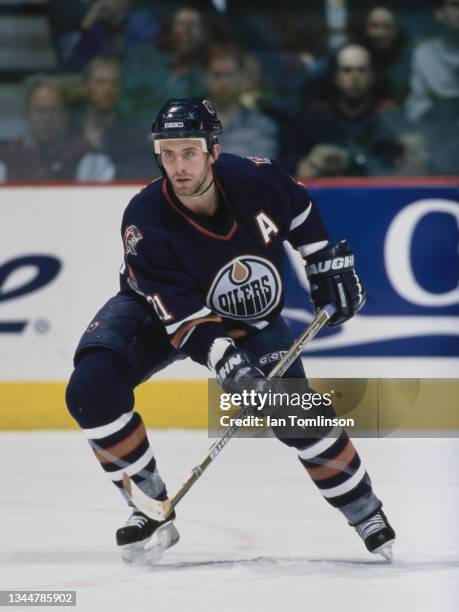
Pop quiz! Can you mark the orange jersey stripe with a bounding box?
[170,315,223,349]
[306,440,357,482]
[93,421,147,465]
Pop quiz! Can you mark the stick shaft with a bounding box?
[165,305,335,514]
[267,304,335,379]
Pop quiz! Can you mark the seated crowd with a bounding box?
[0,0,457,181]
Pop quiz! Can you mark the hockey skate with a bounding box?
[354,510,395,561]
[116,509,180,564]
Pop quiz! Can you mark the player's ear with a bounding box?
[210,144,221,163]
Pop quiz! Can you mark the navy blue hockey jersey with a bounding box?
[120,154,329,367]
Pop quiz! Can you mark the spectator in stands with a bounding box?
[58,0,160,70]
[120,6,208,120]
[255,11,331,120]
[205,47,279,158]
[357,5,412,103]
[390,130,432,175]
[417,98,459,174]
[405,0,459,121]
[71,56,156,179]
[0,77,114,182]
[286,44,398,176]
[296,144,350,179]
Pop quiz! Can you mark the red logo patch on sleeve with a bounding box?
[124,225,143,256]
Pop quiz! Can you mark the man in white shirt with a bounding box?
[405,0,459,121]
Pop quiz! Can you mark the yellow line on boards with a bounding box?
[0,381,208,430]
[0,379,458,432]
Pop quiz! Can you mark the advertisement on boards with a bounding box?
[0,182,458,384]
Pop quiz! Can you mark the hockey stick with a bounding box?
[123,304,336,521]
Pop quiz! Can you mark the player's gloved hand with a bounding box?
[216,348,284,416]
[305,240,366,327]
[215,348,267,395]
[216,348,288,418]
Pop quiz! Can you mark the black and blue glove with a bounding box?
[305,240,366,327]
[215,348,286,417]
[215,348,267,395]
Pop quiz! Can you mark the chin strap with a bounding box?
[189,176,215,198]
[190,151,217,198]
[167,174,215,200]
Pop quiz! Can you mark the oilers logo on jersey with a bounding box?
[206,255,282,320]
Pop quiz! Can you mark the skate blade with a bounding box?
[119,522,180,565]
[144,521,180,564]
[372,539,395,562]
[119,541,146,564]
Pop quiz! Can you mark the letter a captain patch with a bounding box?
[255,211,279,245]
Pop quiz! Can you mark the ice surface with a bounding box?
[1,431,458,612]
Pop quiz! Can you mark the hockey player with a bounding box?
[66,98,395,564]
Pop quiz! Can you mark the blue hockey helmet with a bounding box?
[151,97,222,154]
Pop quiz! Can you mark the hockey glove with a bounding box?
[305,240,366,327]
[216,348,266,395]
[215,348,283,415]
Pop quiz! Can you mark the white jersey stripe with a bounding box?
[127,276,143,296]
[249,320,270,330]
[298,426,342,460]
[298,240,329,258]
[289,203,312,231]
[83,411,133,440]
[166,305,212,334]
[320,462,367,499]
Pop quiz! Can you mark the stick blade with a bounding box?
[122,473,167,521]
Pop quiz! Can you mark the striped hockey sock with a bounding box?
[82,411,166,501]
[298,426,381,524]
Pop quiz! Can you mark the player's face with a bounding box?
[160,139,217,197]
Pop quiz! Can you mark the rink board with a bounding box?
[0,179,457,429]
[0,378,458,433]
